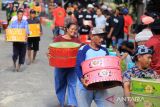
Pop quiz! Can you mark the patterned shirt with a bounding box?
[123,66,158,82]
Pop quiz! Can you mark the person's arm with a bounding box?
[107,26,114,38]
[128,16,133,37]
[121,53,128,60]
[107,17,114,38]
[75,49,85,80]
[123,81,135,107]
[123,81,130,97]
[38,18,43,35]
[25,21,29,41]
[51,17,55,30]
[51,9,56,30]
[123,70,135,107]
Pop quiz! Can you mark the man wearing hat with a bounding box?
[27,9,42,65]
[76,27,111,107]
[123,45,159,107]
[83,4,95,27]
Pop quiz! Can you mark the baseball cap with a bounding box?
[141,15,154,25]
[135,29,153,42]
[101,5,108,10]
[121,8,128,15]
[133,45,153,60]
[87,4,94,8]
[91,27,106,36]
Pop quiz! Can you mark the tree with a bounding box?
[146,0,160,14]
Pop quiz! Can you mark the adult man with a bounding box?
[27,9,42,64]
[95,8,106,28]
[76,27,111,107]
[123,45,159,107]
[83,4,95,27]
[104,10,114,48]
[111,7,124,49]
[8,9,29,72]
[145,19,160,75]
[122,8,133,41]
[51,2,66,36]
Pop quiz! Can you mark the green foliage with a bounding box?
[121,60,127,72]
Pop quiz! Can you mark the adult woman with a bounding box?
[53,23,80,107]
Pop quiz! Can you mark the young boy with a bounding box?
[76,27,112,107]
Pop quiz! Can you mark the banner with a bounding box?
[28,24,40,37]
[6,28,26,42]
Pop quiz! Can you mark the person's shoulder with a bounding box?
[99,46,109,54]
[22,19,28,24]
[53,35,63,42]
[79,45,90,51]
[124,66,137,74]
[35,17,40,22]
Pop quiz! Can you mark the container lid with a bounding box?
[131,78,160,83]
[49,42,80,48]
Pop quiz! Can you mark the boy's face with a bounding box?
[138,54,152,69]
[90,35,104,46]
[31,13,36,18]
[96,9,102,16]
[17,12,23,21]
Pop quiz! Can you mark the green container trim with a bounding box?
[49,42,81,48]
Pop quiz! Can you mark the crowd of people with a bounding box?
[3,0,43,71]
[51,1,160,107]
[1,0,160,107]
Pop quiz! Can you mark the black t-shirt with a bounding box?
[77,11,84,26]
[27,17,42,40]
[79,25,91,35]
[112,15,124,39]
[13,1,19,9]
[105,16,114,33]
[83,11,95,26]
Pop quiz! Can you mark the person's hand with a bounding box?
[107,34,111,39]
[156,78,160,81]
[112,36,116,40]
[81,78,88,88]
[128,100,135,107]
[40,32,43,36]
[25,35,28,42]
[50,24,55,30]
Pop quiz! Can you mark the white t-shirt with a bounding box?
[95,15,106,28]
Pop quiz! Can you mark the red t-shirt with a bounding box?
[53,35,80,43]
[124,15,133,35]
[145,35,160,74]
[52,7,66,27]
